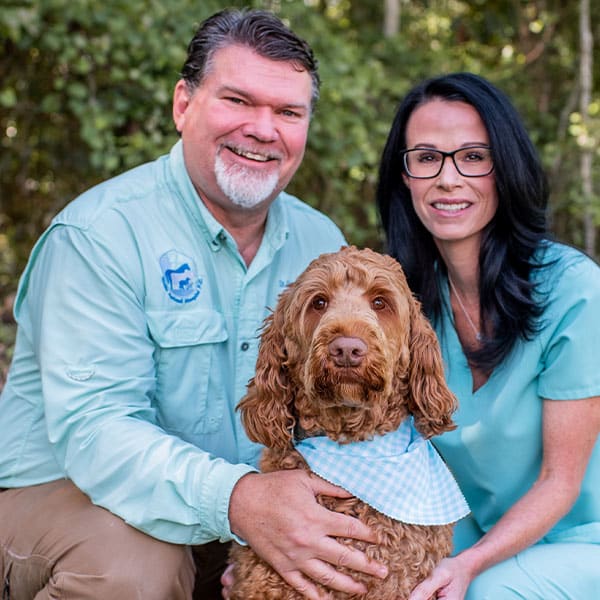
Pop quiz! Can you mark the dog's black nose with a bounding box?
[328,336,367,367]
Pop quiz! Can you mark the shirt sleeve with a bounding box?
[538,251,600,401]
[18,222,255,544]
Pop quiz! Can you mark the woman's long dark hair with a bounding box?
[376,73,550,372]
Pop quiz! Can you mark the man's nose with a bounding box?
[241,107,278,142]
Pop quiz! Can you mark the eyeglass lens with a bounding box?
[403,147,493,178]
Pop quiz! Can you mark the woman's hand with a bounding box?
[408,555,473,600]
[228,470,388,600]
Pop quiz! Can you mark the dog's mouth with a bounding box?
[307,360,387,395]
[315,380,380,409]
[338,396,364,408]
[332,367,366,382]
[317,399,364,411]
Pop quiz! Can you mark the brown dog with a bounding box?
[229,246,467,599]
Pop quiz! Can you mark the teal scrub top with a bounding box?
[433,242,600,545]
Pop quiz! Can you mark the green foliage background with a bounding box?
[1,0,599,382]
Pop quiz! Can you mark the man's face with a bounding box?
[173,44,313,217]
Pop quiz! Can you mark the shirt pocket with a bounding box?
[147,308,228,437]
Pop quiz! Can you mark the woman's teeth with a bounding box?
[433,202,470,211]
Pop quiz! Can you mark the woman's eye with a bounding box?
[417,152,440,163]
[464,152,484,161]
[311,296,328,310]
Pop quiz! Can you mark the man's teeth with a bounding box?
[234,149,270,162]
[433,202,470,211]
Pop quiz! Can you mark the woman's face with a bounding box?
[402,99,498,250]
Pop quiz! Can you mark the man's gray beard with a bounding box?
[215,155,279,209]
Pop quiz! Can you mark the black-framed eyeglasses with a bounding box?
[402,146,494,179]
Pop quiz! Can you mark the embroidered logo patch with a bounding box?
[160,250,203,304]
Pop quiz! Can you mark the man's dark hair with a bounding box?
[376,72,551,372]
[181,8,320,110]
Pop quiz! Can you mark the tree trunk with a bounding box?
[383,0,400,37]
[579,0,596,256]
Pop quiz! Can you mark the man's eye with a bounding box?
[311,296,328,310]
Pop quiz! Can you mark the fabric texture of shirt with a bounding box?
[433,241,600,545]
[295,419,469,525]
[0,140,346,545]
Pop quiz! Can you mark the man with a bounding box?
[0,9,387,600]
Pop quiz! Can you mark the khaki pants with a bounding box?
[0,480,230,599]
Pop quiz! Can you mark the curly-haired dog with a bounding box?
[229,246,468,599]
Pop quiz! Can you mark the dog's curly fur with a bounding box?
[229,246,459,599]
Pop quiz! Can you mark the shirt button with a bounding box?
[240,342,250,351]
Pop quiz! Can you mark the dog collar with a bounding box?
[294,419,469,526]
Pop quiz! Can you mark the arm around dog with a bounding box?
[229,469,388,599]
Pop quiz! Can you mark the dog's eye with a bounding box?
[311,295,328,310]
[372,296,387,310]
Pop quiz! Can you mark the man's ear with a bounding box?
[172,79,191,133]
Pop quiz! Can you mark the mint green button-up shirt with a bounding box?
[0,140,346,544]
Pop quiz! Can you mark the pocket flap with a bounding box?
[147,308,228,347]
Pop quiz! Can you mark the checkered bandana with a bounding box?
[295,419,470,525]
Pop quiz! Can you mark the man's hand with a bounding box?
[228,470,388,599]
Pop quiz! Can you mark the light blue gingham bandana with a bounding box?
[295,419,469,525]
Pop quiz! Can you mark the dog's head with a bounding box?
[238,246,457,448]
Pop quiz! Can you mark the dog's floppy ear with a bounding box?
[237,292,295,450]
[407,299,457,438]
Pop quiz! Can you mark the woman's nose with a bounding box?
[436,156,463,187]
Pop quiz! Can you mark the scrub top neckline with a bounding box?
[441,276,495,397]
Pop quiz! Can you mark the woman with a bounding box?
[376,72,600,599]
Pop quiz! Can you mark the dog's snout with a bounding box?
[328,336,367,367]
